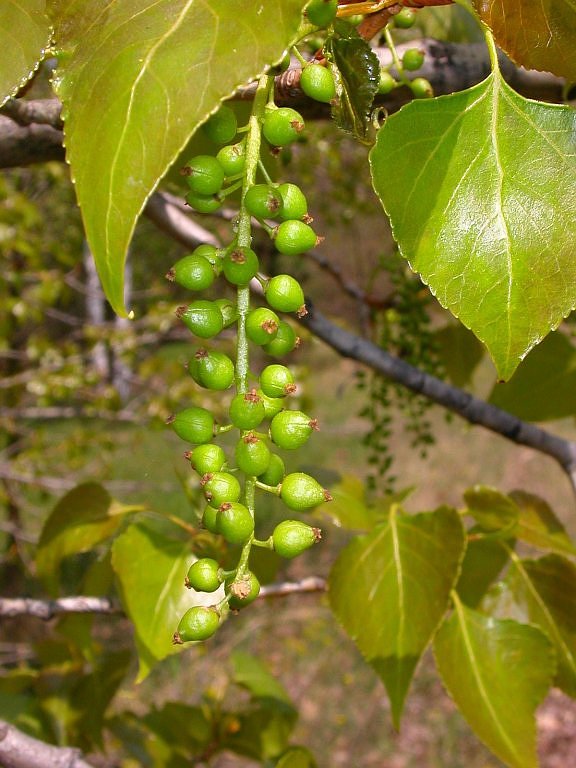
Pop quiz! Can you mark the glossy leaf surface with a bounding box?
[370,72,576,380]
[329,506,465,726]
[0,0,50,106]
[473,0,576,81]
[434,596,554,768]
[49,0,308,315]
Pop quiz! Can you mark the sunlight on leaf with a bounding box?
[0,0,50,106]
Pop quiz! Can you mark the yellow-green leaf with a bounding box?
[0,0,50,106]
[48,0,308,315]
[370,72,576,380]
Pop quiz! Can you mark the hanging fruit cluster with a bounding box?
[167,38,337,644]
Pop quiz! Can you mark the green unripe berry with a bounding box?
[215,297,238,328]
[264,275,306,315]
[202,505,220,533]
[218,502,254,545]
[222,246,260,286]
[378,70,397,95]
[168,407,214,444]
[229,390,266,430]
[274,219,318,256]
[393,8,417,28]
[257,389,285,420]
[246,307,280,345]
[244,184,284,219]
[185,558,223,592]
[183,155,225,195]
[410,77,433,98]
[272,519,321,558]
[402,48,425,72]
[263,320,299,357]
[216,141,246,176]
[258,453,286,486]
[185,191,223,213]
[305,0,338,27]
[259,364,296,398]
[280,472,332,510]
[166,253,215,291]
[225,571,260,609]
[176,300,224,339]
[174,606,220,643]
[188,349,235,391]
[300,63,336,103]
[235,434,271,476]
[187,443,226,475]
[202,105,237,144]
[270,410,317,450]
[202,471,241,508]
[278,183,308,221]
[192,243,220,267]
[263,107,305,147]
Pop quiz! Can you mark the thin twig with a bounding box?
[0,719,96,768]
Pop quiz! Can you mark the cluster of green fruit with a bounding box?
[378,9,434,99]
[168,75,331,644]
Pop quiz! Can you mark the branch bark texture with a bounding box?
[0,720,96,768]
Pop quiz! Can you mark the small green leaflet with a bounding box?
[0,0,50,106]
[370,70,576,380]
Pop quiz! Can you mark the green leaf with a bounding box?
[143,702,212,755]
[48,0,308,315]
[489,332,576,421]
[456,534,511,608]
[434,322,484,387]
[370,72,576,380]
[489,553,576,697]
[36,483,141,595]
[325,20,380,140]
[328,505,465,727]
[434,595,555,768]
[111,521,197,680]
[510,490,576,558]
[275,746,318,768]
[231,651,293,707]
[463,486,518,534]
[0,0,50,106]
[472,0,576,81]
[318,475,413,531]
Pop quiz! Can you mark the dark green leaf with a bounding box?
[463,486,518,534]
[434,595,554,768]
[111,522,197,680]
[0,0,50,106]
[456,534,511,608]
[370,72,576,380]
[325,20,379,140]
[434,323,484,387]
[275,746,318,768]
[48,0,308,315]
[144,702,212,754]
[329,505,465,727]
[36,483,141,595]
[223,702,297,761]
[473,0,576,81]
[489,332,576,421]
[231,651,293,707]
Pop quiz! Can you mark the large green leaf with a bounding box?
[0,1,50,106]
[111,521,199,680]
[370,72,576,380]
[328,506,465,727]
[473,0,576,81]
[510,490,576,558]
[463,486,518,534]
[434,596,554,768]
[489,332,576,421]
[456,533,511,608]
[48,0,308,315]
[36,483,141,595]
[489,552,576,697]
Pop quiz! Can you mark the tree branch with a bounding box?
[0,720,96,768]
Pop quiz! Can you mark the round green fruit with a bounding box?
[270,410,317,450]
[280,472,331,510]
[393,8,417,28]
[176,300,224,339]
[272,519,321,558]
[259,364,296,398]
[202,105,237,144]
[229,390,266,430]
[278,183,308,221]
[263,320,299,357]
[168,407,214,444]
[274,219,318,256]
[187,443,226,475]
[257,389,285,419]
[185,558,223,592]
[225,571,260,609]
[246,307,280,345]
[202,471,242,508]
[174,606,220,643]
[257,453,285,486]
[378,70,397,95]
[215,297,238,328]
[262,107,305,147]
[306,0,338,27]
[222,246,260,286]
[300,63,336,103]
[402,48,425,72]
[202,505,220,533]
[244,184,284,219]
[183,155,225,195]
[166,253,215,291]
[235,434,271,476]
[189,349,235,391]
[410,77,433,98]
[218,502,255,545]
[185,192,223,214]
[264,275,306,314]
[216,141,246,176]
